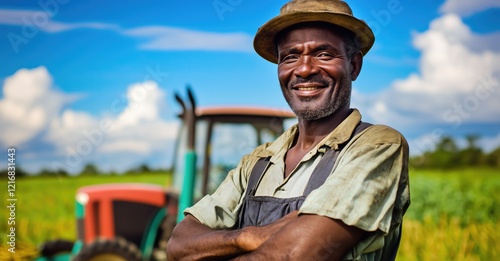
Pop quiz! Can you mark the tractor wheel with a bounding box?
[72,238,142,261]
[39,239,74,257]
[151,214,177,260]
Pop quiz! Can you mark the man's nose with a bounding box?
[294,56,319,78]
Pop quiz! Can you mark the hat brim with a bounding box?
[254,11,375,64]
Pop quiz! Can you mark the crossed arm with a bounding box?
[166,211,367,261]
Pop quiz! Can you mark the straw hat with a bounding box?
[254,0,375,63]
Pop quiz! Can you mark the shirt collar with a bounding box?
[256,109,362,160]
[322,108,362,150]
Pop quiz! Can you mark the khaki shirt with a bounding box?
[185,109,410,260]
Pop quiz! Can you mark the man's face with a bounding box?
[276,24,358,121]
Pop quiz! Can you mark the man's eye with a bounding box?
[317,52,333,59]
[280,55,299,63]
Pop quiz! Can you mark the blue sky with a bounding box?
[1,0,499,174]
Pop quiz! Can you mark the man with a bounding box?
[166,0,410,260]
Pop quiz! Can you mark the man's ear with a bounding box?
[350,52,363,81]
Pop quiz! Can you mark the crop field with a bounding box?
[1,169,499,260]
[397,168,499,261]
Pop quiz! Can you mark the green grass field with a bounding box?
[1,169,499,260]
[398,168,499,261]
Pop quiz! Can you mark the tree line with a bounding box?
[2,134,499,177]
[410,135,500,169]
[1,163,171,178]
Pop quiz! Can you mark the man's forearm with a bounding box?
[231,214,367,261]
[166,215,246,261]
[166,211,300,260]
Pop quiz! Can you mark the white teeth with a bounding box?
[297,87,318,91]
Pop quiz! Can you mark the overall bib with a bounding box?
[237,122,372,228]
[236,122,403,260]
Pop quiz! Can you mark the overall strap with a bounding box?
[303,121,373,195]
[245,157,271,196]
[356,122,373,134]
[245,121,373,197]
[303,149,339,195]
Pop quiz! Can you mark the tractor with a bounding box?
[36,88,295,260]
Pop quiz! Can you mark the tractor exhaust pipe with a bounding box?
[175,86,197,223]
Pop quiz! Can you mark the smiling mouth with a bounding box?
[294,86,321,91]
[292,83,327,92]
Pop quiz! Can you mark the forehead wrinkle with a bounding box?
[283,40,315,53]
[279,41,342,56]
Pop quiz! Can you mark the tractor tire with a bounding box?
[152,214,177,260]
[72,238,142,261]
[39,239,74,257]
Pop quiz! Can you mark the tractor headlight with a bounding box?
[76,192,89,205]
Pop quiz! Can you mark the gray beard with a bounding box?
[285,85,351,121]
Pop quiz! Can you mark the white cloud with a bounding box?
[355,14,500,129]
[0,66,76,146]
[440,0,500,17]
[99,140,151,154]
[123,26,253,52]
[407,132,441,156]
[45,109,99,154]
[114,81,166,129]
[352,13,500,154]
[99,121,178,154]
[42,21,119,33]
[0,67,179,173]
[1,8,252,52]
[45,81,179,171]
[98,82,179,154]
[0,9,38,26]
[0,9,119,33]
[394,14,499,95]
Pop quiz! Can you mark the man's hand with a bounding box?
[232,214,368,261]
[167,211,367,261]
[166,211,299,260]
[237,210,299,251]
[166,215,241,261]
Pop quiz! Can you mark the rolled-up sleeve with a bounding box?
[184,144,267,229]
[299,125,409,234]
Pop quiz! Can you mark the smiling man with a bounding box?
[166,0,410,260]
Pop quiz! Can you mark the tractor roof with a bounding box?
[195,106,296,119]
